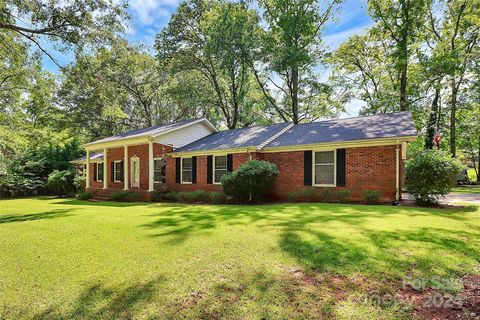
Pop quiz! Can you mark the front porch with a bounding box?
[83,140,171,200]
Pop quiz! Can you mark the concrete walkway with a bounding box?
[403,192,480,204]
[440,193,480,204]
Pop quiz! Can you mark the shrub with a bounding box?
[163,192,179,202]
[301,187,317,200]
[77,191,93,200]
[405,149,463,205]
[47,169,76,196]
[335,189,352,203]
[210,192,225,204]
[151,191,169,202]
[74,174,86,192]
[319,188,335,202]
[287,191,299,202]
[221,160,279,203]
[110,191,140,202]
[362,190,382,204]
[183,190,209,203]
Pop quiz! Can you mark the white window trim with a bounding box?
[312,149,337,187]
[114,160,122,183]
[96,162,103,182]
[153,157,164,183]
[213,154,227,185]
[180,157,193,184]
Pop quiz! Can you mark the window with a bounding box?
[96,163,103,182]
[181,158,192,183]
[114,161,122,182]
[213,155,227,184]
[154,158,166,183]
[314,151,335,186]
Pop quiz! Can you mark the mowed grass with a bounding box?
[0,198,479,319]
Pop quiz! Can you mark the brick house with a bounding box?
[72,112,417,202]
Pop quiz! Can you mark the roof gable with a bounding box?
[83,118,216,148]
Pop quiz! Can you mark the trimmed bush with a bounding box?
[335,189,352,203]
[47,169,76,196]
[301,187,317,200]
[405,149,463,205]
[163,192,179,202]
[362,190,382,204]
[210,192,225,204]
[110,191,140,202]
[77,191,93,200]
[151,191,169,202]
[319,188,335,202]
[221,160,279,203]
[287,191,299,202]
[184,190,209,203]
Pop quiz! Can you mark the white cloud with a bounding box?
[323,22,374,50]
[130,0,178,25]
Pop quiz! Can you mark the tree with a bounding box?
[59,42,181,140]
[155,0,265,129]
[426,0,480,157]
[329,32,399,114]
[0,0,128,67]
[368,0,427,111]
[253,0,343,123]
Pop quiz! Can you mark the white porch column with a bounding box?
[103,147,108,189]
[148,140,154,192]
[124,145,129,190]
[85,150,90,189]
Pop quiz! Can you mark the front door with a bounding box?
[131,157,140,188]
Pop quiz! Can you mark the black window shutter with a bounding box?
[207,155,213,184]
[336,149,346,187]
[192,156,197,184]
[175,158,181,183]
[111,162,114,182]
[93,164,97,181]
[120,161,124,182]
[227,154,233,172]
[304,151,312,186]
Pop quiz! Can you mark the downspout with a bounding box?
[395,142,400,202]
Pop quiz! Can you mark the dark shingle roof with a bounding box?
[85,118,205,146]
[174,122,292,152]
[264,111,417,148]
[70,152,103,163]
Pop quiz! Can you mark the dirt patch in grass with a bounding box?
[395,275,480,320]
[287,268,480,320]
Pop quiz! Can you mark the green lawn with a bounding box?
[451,184,480,195]
[1,198,479,319]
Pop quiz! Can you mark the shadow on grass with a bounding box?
[32,276,166,320]
[0,209,74,224]
[58,199,147,207]
[140,203,480,278]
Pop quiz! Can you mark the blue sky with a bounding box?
[43,0,373,116]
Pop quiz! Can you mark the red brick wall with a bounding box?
[165,145,403,202]
[165,153,254,192]
[259,145,403,201]
[88,143,403,202]
[87,143,172,193]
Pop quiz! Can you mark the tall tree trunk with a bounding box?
[291,66,299,124]
[450,77,458,157]
[398,0,409,112]
[425,87,440,149]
